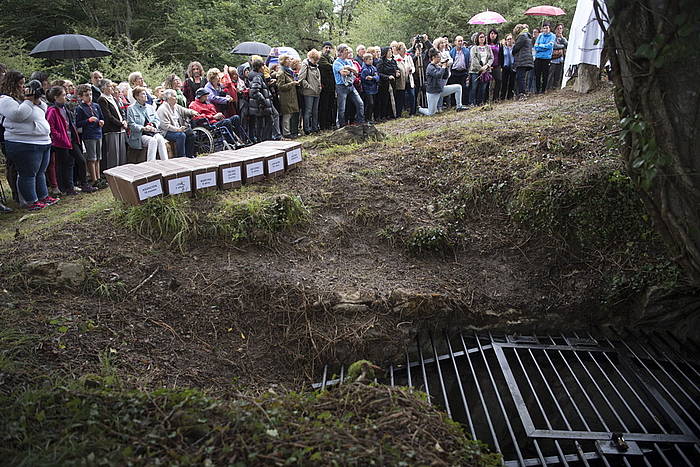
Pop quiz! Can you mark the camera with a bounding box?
[25,79,45,99]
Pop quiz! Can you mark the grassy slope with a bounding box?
[0,86,679,464]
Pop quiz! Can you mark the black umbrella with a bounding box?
[230,41,271,57]
[29,34,112,59]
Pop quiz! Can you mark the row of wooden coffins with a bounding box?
[103,141,303,206]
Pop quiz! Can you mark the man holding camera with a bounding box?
[417,49,468,116]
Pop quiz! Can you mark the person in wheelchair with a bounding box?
[188,88,250,147]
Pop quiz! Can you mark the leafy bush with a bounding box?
[407,226,452,255]
[0,37,49,76]
[210,194,309,243]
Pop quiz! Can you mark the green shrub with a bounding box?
[209,194,309,243]
[509,168,653,250]
[407,226,452,255]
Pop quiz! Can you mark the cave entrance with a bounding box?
[315,331,699,466]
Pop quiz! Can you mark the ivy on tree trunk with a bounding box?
[598,0,700,286]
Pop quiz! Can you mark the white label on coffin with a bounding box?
[267,157,284,173]
[222,166,242,183]
[136,180,163,200]
[195,171,217,189]
[167,176,191,194]
[246,161,264,178]
[286,148,302,165]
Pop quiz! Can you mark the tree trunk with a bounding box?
[573,63,600,94]
[600,0,700,286]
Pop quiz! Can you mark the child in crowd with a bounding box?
[75,84,105,186]
[360,53,379,123]
[45,86,78,195]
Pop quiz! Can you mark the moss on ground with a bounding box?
[0,377,499,466]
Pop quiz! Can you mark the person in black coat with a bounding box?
[376,47,400,120]
[318,41,337,130]
[248,60,274,142]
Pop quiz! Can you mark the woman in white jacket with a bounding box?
[0,72,57,210]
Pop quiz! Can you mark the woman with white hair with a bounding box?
[275,54,300,138]
[157,89,199,158]
[97,79,127,170]
[127,72,154,105]
[204,68,233,115]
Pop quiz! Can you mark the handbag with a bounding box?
[479,71,493,83]
[552,48,564,60]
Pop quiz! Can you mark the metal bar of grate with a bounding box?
[445,330,476,440]
[482,332,526,466]
[460,332,501,454]
[313,331,700,466]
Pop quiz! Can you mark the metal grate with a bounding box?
[314,330,700,466]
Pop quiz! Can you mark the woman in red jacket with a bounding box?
[45,86,78,195]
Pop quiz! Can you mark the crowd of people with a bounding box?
[0,21,567,213]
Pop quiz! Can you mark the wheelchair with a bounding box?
[191,118,244,155]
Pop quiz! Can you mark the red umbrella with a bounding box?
[524,5,566,16]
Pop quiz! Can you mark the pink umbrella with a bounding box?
[524,5,566,16]
[468,11,507,25]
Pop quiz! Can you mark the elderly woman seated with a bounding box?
[127,86,169,161]
[157,89,199,158]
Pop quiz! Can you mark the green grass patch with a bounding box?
[113,193,309,247]
[114,196,195,250]
[509,168,654,250]
[0,381,500,466]
[0,190,114,244]
[207,194,309,243]
[407,226,453,256]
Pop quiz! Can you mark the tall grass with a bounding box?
[114,194,309,248]
[114,196,193,250]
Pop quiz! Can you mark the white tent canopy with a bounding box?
[562,0,608,88]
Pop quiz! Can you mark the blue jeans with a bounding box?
[469,73,487,106]
[336,85,364,127]
[164,130,195,158]
[4,141,50,204]
[303,95,320,132]
[418,84,463,116]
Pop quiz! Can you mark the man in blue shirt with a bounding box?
[533,22,556,93]
[333,44,364,128]
[447,36,470,107]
